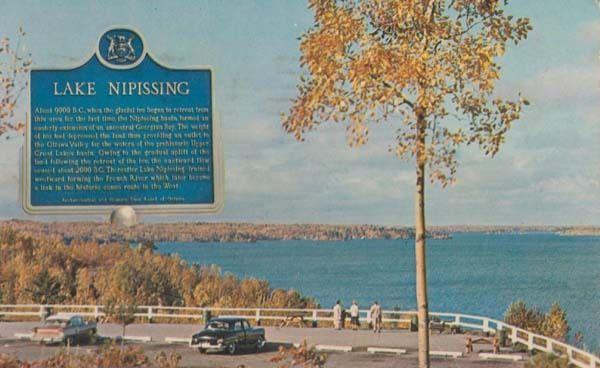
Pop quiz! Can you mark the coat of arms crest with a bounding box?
[106,34,136,63]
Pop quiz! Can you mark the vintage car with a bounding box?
[31,314,97,345]
[190,317,266,354]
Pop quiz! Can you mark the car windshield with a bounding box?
[205,321,231,330]
[43,319,68,327]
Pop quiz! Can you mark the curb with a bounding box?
[430,351,463,358]
[165,337,191,344]
[122,335,152,343]
[479,353,523,361]
[367,347,407,355]
[315,344,353,353]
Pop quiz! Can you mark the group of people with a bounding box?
[332,300,382,333]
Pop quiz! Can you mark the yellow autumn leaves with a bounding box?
[283,0,532,186]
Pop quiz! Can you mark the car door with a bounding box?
[65,318,77,341]
[72,317,82,339]
[233,321,247,346]
[242,320,256,344]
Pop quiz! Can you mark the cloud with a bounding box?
[0,136,24,218]
[534,176,600,201]
[576,20,600,44]
[522,65,600,105]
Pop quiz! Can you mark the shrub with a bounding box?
[525,352,569,368]
[504,301,570,341]
[153,351,182,368]
[541,303,570,341]
[0,344,180,368]
[504,301,544,333]
[270,340,327,368]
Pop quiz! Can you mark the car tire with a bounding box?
[255,336,266,352]
[198,348,206,354]
[88,330,98,345]
[64,336,75,347]
[227,342,237,355]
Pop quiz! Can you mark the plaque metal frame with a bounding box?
[22,26,224,215]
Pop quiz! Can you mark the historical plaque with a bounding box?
[23,27,223,214]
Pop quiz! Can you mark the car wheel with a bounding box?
[88,330,98,345]
[255,336,266,352]
[227,342,237,355]
[198,348,206,354]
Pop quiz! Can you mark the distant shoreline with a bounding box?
[1,220,598,244]
[430,225,600,236]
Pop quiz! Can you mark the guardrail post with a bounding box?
[527,333,534,350]
[545,338,552,353]
[148,307,153,323]
[202,309,211,323]
[94,305,100,321]
[483,318,490,332]
[255,309,261,326]
[39,305,48,322]
[312,310,318,328]
[454,315,460,326]
[510,328,518,343]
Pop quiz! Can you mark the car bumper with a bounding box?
[189,341,225,351]
[31,336,65,344]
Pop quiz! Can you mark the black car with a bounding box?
[190,317,266,354]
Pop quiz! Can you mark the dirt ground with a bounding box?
[0,340,526,368]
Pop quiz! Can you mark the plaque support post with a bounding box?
[110,206,138,227]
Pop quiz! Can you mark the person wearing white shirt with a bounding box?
[332,300,343,330]
[349,301,360,330]
[369,301,382,333]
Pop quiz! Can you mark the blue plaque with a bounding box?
[23,27,223,214]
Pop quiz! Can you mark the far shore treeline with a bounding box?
[1,221,597,245]
[0,226,316,308]
[1,220,440,243]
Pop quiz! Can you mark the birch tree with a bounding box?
[282,1,531,366]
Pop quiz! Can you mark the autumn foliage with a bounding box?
[283,0,532,185]
[0,227,316,309]
[270,340,327,368]
[0,344,180,368]
[0,27,30,138]
[504,301,571,341]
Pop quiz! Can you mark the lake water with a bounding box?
[157,232,600,351]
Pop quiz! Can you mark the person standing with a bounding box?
[350,301,360,330]
[369,301,382,333]
[332,300,343,330]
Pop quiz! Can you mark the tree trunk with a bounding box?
[415,114,430,368]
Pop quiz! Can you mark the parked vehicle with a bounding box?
[190,317,266,354]
[31,314,97,345]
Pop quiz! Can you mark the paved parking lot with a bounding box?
[0,322,527,367]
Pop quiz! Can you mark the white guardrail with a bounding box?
[0,304,597,368]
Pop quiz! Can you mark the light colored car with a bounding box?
[31,313,97,345]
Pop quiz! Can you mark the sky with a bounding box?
[0,0,598,226]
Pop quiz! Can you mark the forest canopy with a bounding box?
[0,226,315,309]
